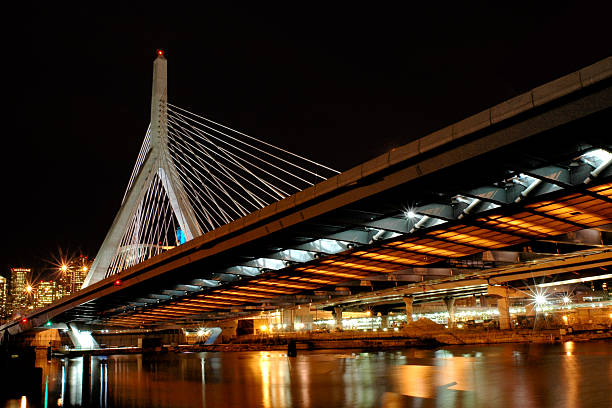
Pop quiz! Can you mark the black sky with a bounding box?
[2,3,611,274]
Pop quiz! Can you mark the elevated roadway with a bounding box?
[2,57,611,339]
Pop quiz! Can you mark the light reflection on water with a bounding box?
[3,341,611,407]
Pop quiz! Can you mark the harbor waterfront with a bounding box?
[3,340,611,407]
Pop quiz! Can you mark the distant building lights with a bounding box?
[563,296,571,304]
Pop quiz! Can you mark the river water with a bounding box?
[3,340,611,407]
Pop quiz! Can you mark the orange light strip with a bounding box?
[352,251,428,264]
[197,296,243,305]
[219,290,270,298]
[531,202,612,225]
[587,183,612,195]
[299,267,363,279]
[394,242,467,257]
[485,215,563,235]
[241,285,296,294]
[299,277,341,284]
[431,230,510,248]
[254,281,315,290]
[179,301,227,309]
[319,260,389,272]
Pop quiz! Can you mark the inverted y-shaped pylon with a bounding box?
[83,53,338,287]
[83,54,201,287]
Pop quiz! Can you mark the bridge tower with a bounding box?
[82,51,202,287]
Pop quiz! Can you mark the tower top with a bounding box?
[156,49,165,59]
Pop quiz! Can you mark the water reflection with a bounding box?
[2,341,611,407]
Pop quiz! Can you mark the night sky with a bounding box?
[2,4,611,275]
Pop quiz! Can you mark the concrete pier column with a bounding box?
[479,295,488,307]
[487,285,521,330]
[465,295,476,307]
[295,306,314,331]
[219,320,238,343]
[333,307,343,331]
[497,297,511,330]
[381,314,389,329]
[444,297,456,328]
[403,296,414,321]
[281,309,294,331]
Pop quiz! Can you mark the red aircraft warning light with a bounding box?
[114,279,122,286]
[157,49,164,56]
[21,318,28,323]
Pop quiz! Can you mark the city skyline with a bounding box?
[1,258,90,321]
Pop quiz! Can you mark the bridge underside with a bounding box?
[46,112,612,329]
[2,58,611,336]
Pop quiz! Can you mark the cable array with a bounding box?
[122,126,151,203]
[105,104,338,276]
[107,169,178,276]
[165,103,339,231]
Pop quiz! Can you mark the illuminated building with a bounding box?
[58,255,91,297]
[33,280,61,308]
[8,268,32,317]
[0,276,7,319]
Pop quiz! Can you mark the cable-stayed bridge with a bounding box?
[2,54,611,340]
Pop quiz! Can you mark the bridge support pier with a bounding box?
[444,297,456,328]
[479,295,488,307]
[67,324,98,350]
[487,285,523,330]
[496,297,511,330]
[219,320,238,343]
[403,296,414,321]
[294,306,313,331]
[381,314,389,329]
[333,307,343,331]
[281,309,294,331]
[404,296,414,323]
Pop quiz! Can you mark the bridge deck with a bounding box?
[2,57,611,336]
